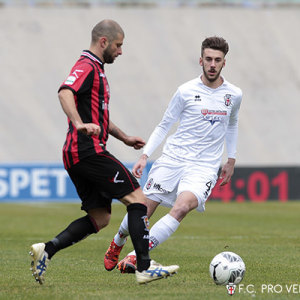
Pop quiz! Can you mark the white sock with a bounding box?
[148,214,180,251]
[113,213,129,247]
[124,214,180,257]
[127,249,136,256]
[122,214,180,256]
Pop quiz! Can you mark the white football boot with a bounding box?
[29,243,49,285]
[136,260,179,284]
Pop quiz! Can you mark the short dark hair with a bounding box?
[91,19,124,44]
[201,36,229,56]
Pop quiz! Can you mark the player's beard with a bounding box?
[103,44,116,64]
[203,67,223,83]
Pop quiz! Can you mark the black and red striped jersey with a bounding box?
[58,50,110,169]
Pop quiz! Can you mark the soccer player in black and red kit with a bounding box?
[29,19,178,285]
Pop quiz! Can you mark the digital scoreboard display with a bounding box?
[210,167,300,202]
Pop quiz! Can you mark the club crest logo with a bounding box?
[226,283,236,296]
[224,94,232,106]
[146,178,153,190]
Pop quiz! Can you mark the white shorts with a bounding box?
[143,155,218,212]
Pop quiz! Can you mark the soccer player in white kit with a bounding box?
[104,36,242,273]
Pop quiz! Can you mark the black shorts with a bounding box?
[67,151,140,212]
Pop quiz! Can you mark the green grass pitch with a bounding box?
[0,201,299,300]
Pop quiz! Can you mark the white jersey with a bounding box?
[143,75,242,171]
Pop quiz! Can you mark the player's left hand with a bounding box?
[124,136,146,149]
[219,158,236,186]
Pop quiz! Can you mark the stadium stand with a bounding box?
[0,3,300,165]
[1,0,300,7]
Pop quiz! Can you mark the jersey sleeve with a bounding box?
[143,89,185,157]
[226,90,242,159]
[58,62,94,94]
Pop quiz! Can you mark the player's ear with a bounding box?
[99,36,108,49]
[199,57,203,66]
[223,58,226,68]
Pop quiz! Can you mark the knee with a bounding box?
[95,214,110,230]
[171,193,198,221]
[170,202,195,222]
[88,209,111,231]
[170,205,189,221]
[120,188,147,206]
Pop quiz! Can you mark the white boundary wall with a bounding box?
[0,6,299,165]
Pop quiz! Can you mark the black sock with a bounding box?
[45,215,98,259]
[127,203,151,272]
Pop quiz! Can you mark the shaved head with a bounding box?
[91,19,124,44]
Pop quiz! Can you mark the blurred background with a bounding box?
[0,0,299,202]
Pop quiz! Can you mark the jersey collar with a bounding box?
[82,50,103,66]
[199,74,227,88]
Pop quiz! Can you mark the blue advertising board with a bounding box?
[0,163,299,202]
[0,163,77,202]
[0,163,150,202]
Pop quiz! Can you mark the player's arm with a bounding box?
[133,89,184,178]
[142,89,184,158]
[221,91,242,186]
[109,120,145,150]
[58,88,100,136]
[221,123,238,186]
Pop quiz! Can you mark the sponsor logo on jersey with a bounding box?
[201,109,227,116]
[106,84,110,97]
[201,109,227,125]
[102,101,109,111]
[224,94,232,106]
[64,75,76,85]
[64,69,84,85]
[194,95,201,101]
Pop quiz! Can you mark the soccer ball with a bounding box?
[209,251,245,285]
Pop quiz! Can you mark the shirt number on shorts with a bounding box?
[204,181,212,198]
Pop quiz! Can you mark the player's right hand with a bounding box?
[77,123,101,136]
[132,154,148,178]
